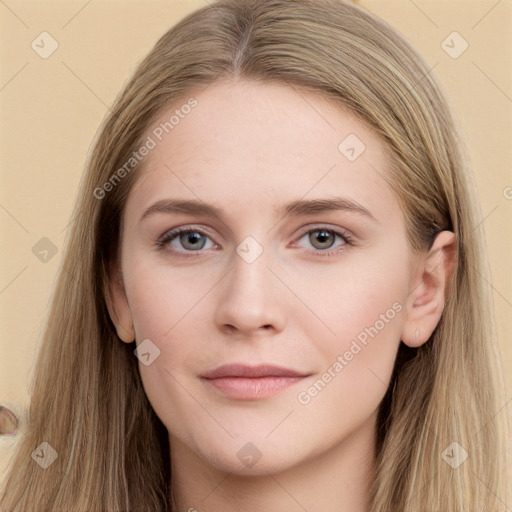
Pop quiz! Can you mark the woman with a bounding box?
[1,0,507,510]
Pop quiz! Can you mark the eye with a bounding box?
[157,227,217,253]
[296,227,351,254]
[156,225,352,257]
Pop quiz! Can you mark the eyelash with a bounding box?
[155,225,354,258]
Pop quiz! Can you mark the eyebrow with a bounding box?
[140,197,377,223]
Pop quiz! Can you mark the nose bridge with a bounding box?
[229,242,271,303]
[214,238,286,334]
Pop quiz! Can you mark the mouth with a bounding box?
[200,363,311,401]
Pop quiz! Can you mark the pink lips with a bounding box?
[201,364,310,400]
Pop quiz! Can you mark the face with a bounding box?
[109,80,428,476]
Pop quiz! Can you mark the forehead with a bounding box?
[125,80,399,226]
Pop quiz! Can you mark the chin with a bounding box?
[194,436,305,476]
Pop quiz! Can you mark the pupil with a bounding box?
[311,230,333,249]
[182,232,205,249]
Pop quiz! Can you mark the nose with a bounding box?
[214,249,287,337]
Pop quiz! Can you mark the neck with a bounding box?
[169,413,377,512]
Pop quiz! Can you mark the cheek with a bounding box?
[123,265,210,438]
[123,261,217,397]
[124,259,217,341]
[291,251,408,400]
[293,280,404,426]
[289,248,408,343]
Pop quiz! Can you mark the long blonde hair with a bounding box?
[1,0,507,510]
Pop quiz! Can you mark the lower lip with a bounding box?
[202,376,306,400]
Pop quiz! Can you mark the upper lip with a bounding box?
[201,364,310,379]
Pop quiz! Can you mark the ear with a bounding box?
[105,263,135,343]
[401,231,456,347]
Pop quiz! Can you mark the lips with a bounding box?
[201,363,309,379]
[201,364,311,400]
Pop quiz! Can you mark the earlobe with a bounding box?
[105,264,135,343]
[401,231,456,348]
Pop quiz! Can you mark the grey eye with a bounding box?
[178,231,208,250]
[308,229,336,249]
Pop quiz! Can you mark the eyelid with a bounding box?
[292,223,353,243]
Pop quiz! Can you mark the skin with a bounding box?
[108,79,455,512]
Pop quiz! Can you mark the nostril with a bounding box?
[0,405,19,436]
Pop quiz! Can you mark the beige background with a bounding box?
[1,0,511,496]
